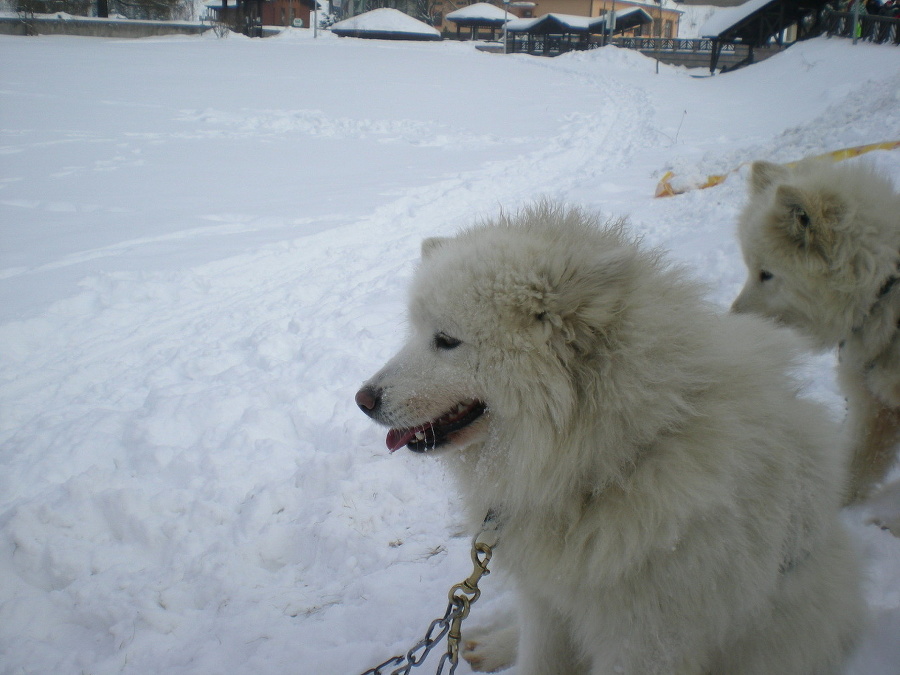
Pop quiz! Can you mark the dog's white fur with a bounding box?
[732,159,900,502]
[358,203,864,674]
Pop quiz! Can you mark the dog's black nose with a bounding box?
[355,386,381,418]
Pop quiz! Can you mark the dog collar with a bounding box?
[849,259,900,336]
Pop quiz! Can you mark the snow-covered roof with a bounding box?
[606,7,653,31]
[610,7,649,23]
[506,12,602,33]
[445,2,510,22]
[699,0,771,37]
[505,8,652,34]
[331,8,441,38]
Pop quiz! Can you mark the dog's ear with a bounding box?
[774,184,843,258]
[749,161,789,195]
[538,247,636,352]
[421,237,449,260]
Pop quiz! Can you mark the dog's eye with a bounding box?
[759,270,774,283]
[794,208,811,229]
[434,332,461,350]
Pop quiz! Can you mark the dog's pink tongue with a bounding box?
[386,428,415,453]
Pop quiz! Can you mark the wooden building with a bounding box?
[205,0,318,30]
[438,0,680,39]
[445,2,511,39]
[505,7,652,52]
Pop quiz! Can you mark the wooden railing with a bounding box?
[606,36,721,52]
[824,9,900,45]
[507,34,735,57]
[509,33,735,56]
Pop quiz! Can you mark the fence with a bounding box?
[0,14,211,37]
[824,9,900,45]
[507,35,727,57]
[505,34,786,71]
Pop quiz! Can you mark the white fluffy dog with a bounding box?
[357,202,863,674]
[732,159,900,502]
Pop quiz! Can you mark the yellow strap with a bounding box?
[655,140,900,198]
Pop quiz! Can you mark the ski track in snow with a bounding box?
[1,33,899,674]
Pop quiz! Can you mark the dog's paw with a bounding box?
[868,514,900,536]
[462,624,518,673]
[864,480,900,537]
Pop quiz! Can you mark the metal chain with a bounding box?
[359,533,494,675]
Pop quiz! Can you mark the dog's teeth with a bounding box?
[415,431,425,440]
[458,403,467,412]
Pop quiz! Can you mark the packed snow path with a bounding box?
[1,32,899,673]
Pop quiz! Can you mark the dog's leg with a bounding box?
[840,363,900,503]
[850,403,900,501]
[711,526,864,675]
[514,595,588,675]
[462,622,518,673]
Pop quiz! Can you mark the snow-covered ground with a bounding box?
[1,29,899,674]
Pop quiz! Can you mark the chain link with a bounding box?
[359,532,495,675]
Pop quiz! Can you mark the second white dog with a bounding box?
[733,159,900,502]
